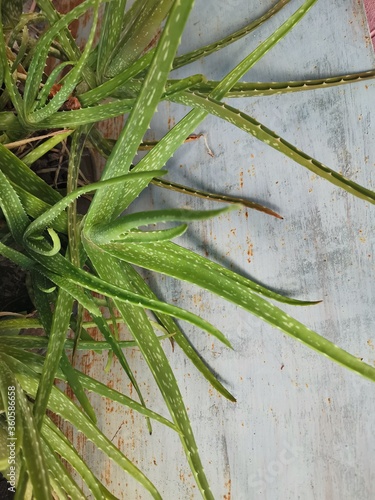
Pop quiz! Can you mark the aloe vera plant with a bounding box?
[0,0,374,498]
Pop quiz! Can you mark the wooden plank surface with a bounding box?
[63,1,375,498]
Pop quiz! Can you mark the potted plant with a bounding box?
[0,0,374,498]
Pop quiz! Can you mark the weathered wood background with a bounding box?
[57,1,375,498]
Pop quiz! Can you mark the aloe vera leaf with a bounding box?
[37,98,134,128]
[105,0,319,216]
[66,130,86,360]
[19,79,208,131]
[103,237,310,307]
[0,360,52,499]
[0,111,23,136]
[42,418,116,499]
[97,296,154,435]
[1,0,23,28]
[96,0,127,79]
[67,130,85,266]
[79,51,153,106]
[120,0,146,35]
[31,270,54,332]
[152,177,282,218]
[121,225,188,243]
[0,318,41,330]
[90,205,237,244]
[171,91,375,204]
[122,262,237,401]
[21,129,73,165]
[113,0,292,85]
[60,353,97,423]
[33,61,77,111]
[48,76,204,129]
[0,233,230,347]
[0,13,25,120]
[84,0,196,227]
[0,169,30,244]
[98,239,375,383]
[10,25,28,73]
[106,0,174,77]
[40,436,85,500]
[0,143,62,204]
[86,249,215,500]
[44,265,232,348]
[24,0,101,115]
[9,185,68,233]
[1,344,177,429]
[29,2,100,123]
[173,0,292,69]
[0,335,174,351]
[0,240,35,270]
[32,287,74,429]
[22,171,164,253]
[1,354,163,499]
[115,74,207,100]
[34,0,84,56]
[35,0,97,88]
[189,69,375,97]
[8,12,46,47]
[193,0,319,101]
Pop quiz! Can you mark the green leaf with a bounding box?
[32,287,74,429]
[33,61,77,112]
[79,52,153,107]
[85,250,215,500]
[42,417,116,499]
[1,344,177,430]
[189,69,375,98]
[0,359,52,499]
[0,334,174,351]
[2,354,163,499]
[59,353,97,423]
[40,436,85,500]
[84,0,196,226]
[99,239,375,382]
[96,0,127,79]
[103,0,319,215]
[0,11,25,120]
[24,0,102,115]
[89,205,237,244]
[0,142,62,205]
[42,264,232,348]
[171,91,375,204]
[30,1,101,123]
[1,0,23,28]
[22,129,73,166]
[122,263,237,401]
[0,169,30,244]
[37,98,134,128]
[173,0,293,69]
[106,0,174,77]
[23,170,165,255]
[152,176,283,218]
